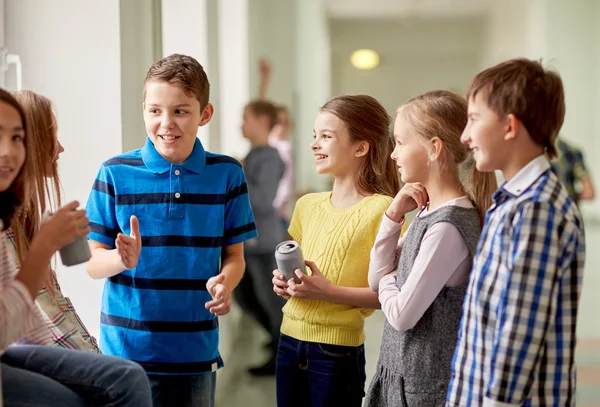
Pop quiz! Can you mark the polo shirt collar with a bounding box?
[141,137,206,174]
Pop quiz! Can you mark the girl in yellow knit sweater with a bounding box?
[271,95,404,407]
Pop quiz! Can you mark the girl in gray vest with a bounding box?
[364,90,497,406]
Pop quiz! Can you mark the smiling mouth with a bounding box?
[159,135,180,142]
[315,154,328,161]
[0,167,16,176]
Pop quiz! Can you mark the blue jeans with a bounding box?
[1,345,152,407]
[276,334,366,407]
[148,372,216,407]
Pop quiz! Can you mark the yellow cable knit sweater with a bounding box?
[281,191,394,347]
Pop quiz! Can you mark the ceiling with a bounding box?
[325,0,494,20]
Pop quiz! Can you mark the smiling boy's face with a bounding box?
[143,80,210,164]
[461,92,509,173]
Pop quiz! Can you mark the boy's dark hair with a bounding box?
[246,99,279,131]
[0,88,28,231]
[144,54,210,109]
[467,58,565,159]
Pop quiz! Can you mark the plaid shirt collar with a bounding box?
[494,155,550,203]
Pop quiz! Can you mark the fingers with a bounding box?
[272,269,287,281]
[205,286,231,315]
[129,216,140,239]
[273,285,289,297]
[116,233,136,246]
[406,183,429,209]
[272,269,288,284]
[303,261,318,275]
[206,274,226,293]
[207,297,232,316]
[116,233,140,269]
[60,201,80,212]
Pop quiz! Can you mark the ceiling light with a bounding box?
[351,49,379,70]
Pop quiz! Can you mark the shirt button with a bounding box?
[175,192,181,199]
[175,170,180,176]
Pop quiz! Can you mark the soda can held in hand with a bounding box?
[275,240,306,284]
[60,235,91,266]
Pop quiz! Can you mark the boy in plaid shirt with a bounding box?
[447,58,585,407]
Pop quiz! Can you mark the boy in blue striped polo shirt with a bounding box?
[85,54,257,407]
[447,59,585,406]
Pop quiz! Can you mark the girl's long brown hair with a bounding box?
[321,95,400,197]
[12,90,62,290]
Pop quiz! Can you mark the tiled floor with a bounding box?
[216,221,600,406]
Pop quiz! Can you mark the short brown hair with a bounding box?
[144,54,210,109]
[467,58,565,159]
[245,99,278,131]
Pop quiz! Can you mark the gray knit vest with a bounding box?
[370,205,481,406]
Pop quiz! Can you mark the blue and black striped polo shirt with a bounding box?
[86,137,257,375]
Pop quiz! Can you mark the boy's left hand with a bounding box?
[205,274,232,316]
[286,261,333,301]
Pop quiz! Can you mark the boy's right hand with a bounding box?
[115,215,141,270]
[272,269,290,299]
[37,201,90,253]
[386,183,429,223]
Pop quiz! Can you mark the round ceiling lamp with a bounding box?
[351,49,380,70]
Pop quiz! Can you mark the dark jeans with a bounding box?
[276,334,366,407]
[147,372,216,407]
[1,345,152,407]
[235,252,286,349]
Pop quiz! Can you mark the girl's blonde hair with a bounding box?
[321,95,400,197]
[397,90,497,224]
[12,90,62,289]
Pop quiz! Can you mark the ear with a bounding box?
[199,103,214,127]
[259,114,271,128]
[354,141,370,158]
[429,137,444,161]
[504,114,519,141]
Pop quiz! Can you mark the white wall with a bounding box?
[5,0,124,339]
[218,0,250,159]
[480,0,546,68]
[295,0,332,192]
[331,18,484,117]
[161,0,213,149]
[120,0,161,153]
[248,0,296,108]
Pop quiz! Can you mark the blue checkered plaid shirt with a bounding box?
[447,156,585,407]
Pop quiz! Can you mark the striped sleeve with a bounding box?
[86,163,120,247]
[0,235,50,351]
[223,166,257,246]
[485,201,573,404]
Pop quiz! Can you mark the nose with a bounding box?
[460,129,469,145]
[0,137,19,159]
[58,141,65,154]
[310,137,319,151]
[161,113,176,129]
[390,144,400,161]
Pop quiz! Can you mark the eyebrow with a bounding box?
[146,103,192,108]
[0,125,24,132]
[314,128,337,134]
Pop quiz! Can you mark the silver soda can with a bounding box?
[275,240,305,283]
[59,234,91,266]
